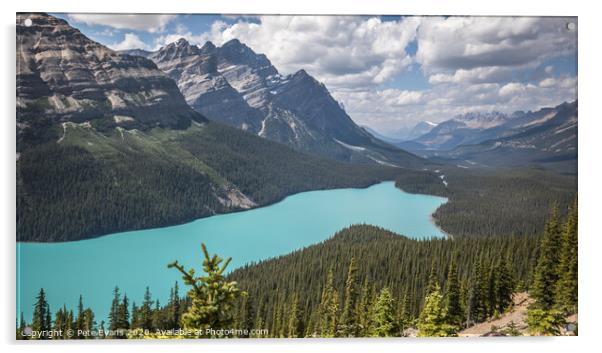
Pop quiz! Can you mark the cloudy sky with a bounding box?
[54,14,577,135]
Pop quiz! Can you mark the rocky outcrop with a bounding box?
[147,38,424,167]
[149,39,264,133]
[16,13,204,149]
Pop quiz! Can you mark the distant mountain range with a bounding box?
[397,111,510,151]
[406,102,577,173]
[122,38,424,167]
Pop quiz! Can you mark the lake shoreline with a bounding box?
[18,179,397,245]
[17,181,447,322]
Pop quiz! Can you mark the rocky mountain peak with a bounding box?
[200,41,217,53]
[146,37,423,167]
[17,12,204,148]
[175,37,189,46]
[217,39,273,70]
[155,38,200,61]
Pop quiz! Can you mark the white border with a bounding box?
[2,1,600,352]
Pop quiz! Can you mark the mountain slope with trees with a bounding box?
[16,13,430,242]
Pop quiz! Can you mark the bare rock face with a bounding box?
[149,39,264,133]
[16,13,204,148]
[147,38,424,167]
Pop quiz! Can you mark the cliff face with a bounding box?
[17,13,204,149]
[148,38,425,167]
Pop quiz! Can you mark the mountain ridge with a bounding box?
[17,13,204,152]
[137,38,425,168]
[16,13,415,242]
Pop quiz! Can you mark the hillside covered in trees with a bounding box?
[396,166,576,237]
[17,122,416,242]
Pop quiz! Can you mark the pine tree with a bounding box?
[526,308,566,336]
[466,262,485,325]
[355,278,373,336]
[318,268,335,336]
[397,290,412,333]
[83,308,95,338]
[117,294,130,330]
[53,305,68,340]
[531,206,562,309]
[152,299,162,330]
[253,302,264,338]
[426,263,438,294]
[287,293,303,338]
[140,286,153,329]
[328,289,340,337]
[444,261,463,327]
[168,243,244,333]
[494,257,515,313]
[271,292,282,337]
[75,295,85,339]
[130,302,140,329]
[108,286,121,331]
[370,287,398,337]
[167,282,181,329]
[339,257,358,337]
[18,312,27,340]
[487,265,497,318]
[239,294,254,338]
[417,283,457,337]
[31,288,51,339]
[555,198,578,313]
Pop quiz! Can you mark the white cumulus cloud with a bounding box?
[69,14,176,33]
[107,33,150,51]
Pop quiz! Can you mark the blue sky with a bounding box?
[52,13,577,134]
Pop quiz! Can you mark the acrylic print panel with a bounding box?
[16,12,577,340]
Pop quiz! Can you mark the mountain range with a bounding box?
[16,13,416,241]
[123,38,423,167]
[403,102,577,172]
[397,112,511,151]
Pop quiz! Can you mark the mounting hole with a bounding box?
[24,18,32,27]
[566,22,576,31]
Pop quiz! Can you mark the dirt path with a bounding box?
[459,292,578,336]
[459,292,533,336]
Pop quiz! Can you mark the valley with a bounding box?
[15,13,578,339]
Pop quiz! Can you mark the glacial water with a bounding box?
[16,181,447,322]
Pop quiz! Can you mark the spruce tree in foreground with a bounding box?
[370,288,398,337]
[466,262,485,325]
[417,283,457,337]
[108,287,121,331]
[555,198,578,313]
[444,261,463,327]
[531,206,562,309]
[75,295,85,339]
[53,305,70,340]
[526,308,566,336]
[31,288,51,339]
[140,287,153,330]
[168,243,244,334]
[494,257,515,314]
[339,257,359,337]
[355,279,373,336]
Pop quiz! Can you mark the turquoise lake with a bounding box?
[16,181,447,322]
